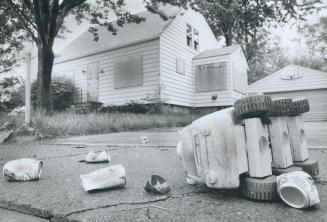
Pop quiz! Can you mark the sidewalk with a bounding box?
[0,130,326,221]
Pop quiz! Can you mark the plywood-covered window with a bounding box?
[114,54,143,89]
[196,62,227,92]
[176,57,185,75]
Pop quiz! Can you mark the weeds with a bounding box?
[30,111,198,137]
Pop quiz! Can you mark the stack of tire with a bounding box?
[233,95,318,202]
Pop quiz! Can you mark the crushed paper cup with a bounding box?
[85,150,111,163]
[139,136,149,144]
[277,171,320,209]
[3,158,43,182]
[144,175,171,195]
[80,164,126,192]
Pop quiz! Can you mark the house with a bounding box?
[249,64,327,122]
[52,7,248,111]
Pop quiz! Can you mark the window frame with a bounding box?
[113,54,143,89]
[195,62,227,92]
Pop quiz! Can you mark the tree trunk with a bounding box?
[36,45,54,113]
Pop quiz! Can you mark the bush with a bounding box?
[101,101,150,114]
[0,76,24,112]
[31,77,74,111]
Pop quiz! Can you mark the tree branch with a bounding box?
[4,0,37,42]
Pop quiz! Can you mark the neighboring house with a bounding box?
[249,64,327,122]
[52,7,248,110]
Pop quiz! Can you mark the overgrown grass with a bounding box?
[30,111,199,137]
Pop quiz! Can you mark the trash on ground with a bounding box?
[80,164,126,192]
[85,150,111,163]
[139,136,149,144]
[277,171,320,209]
[144,175,171,195]
[3,158,43,181]
[72,145,86,149]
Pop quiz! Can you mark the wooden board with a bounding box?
[245,118,272,178]
[287,115,309,161]
[269,117,293,168]
[234,125,248,174]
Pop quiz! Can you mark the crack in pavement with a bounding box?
[0,192,206,222]
[0,200,80,222]
[64,191,208,218]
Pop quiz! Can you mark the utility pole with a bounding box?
[25,51,31,125]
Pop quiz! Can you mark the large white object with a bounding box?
[269,117,293,168]
[3,158,43,181]
[245,118,272,178]
[277,171,320,209]
[85,150,111,163]
[178,107,240,189]
[80,164,126,192]
[287,115,309,162]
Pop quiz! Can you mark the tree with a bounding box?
[0,0,185,112]
[191,0,323,46]
[299,16,327,64]
[246,35,289,83]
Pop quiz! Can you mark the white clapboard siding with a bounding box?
[231,48,248,94]
[267,89,327,122]
[53,39,160,105]
[192,55,233,107]
[159,10,221,107]
[249,65,327,93]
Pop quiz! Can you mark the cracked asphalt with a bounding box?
[0,129,327,222]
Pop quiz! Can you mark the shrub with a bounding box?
[31,77,74,111]
[0,76,24,112]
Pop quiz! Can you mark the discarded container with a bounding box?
[3,158,43,181]
[139,136,149,144]
[277,171,320,209]
[144,175,171,195]
[85,150,111,163]
[80,164,126,192]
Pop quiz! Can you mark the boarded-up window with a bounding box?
[176,57,185,75]
[196,62,227,92]
[114,54,143,89]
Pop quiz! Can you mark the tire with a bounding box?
[272,166,303,176]
[241,175,278,201]
[290,99,310,116]
[234,95,273,120]
[293,158,319,177]
[269,98,294,117]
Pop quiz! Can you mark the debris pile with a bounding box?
[177,95,320,209]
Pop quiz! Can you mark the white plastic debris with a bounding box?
[277,171,320,209]
[85,150,111,163]
[139,136,149,144]
[80,164,126,192]
[3,158,43,181]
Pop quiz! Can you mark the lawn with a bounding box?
[0,111,199,138]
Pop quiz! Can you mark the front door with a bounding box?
[87,62,99,102]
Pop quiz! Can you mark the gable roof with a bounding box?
[56,6,182,63]
[249,64,327,93]
[194,44,241,59]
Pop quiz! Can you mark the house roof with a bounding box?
[194,44,241,59]
[249,64,327,93]
[56,6,182,63]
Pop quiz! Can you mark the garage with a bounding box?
[249,65,327,122]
